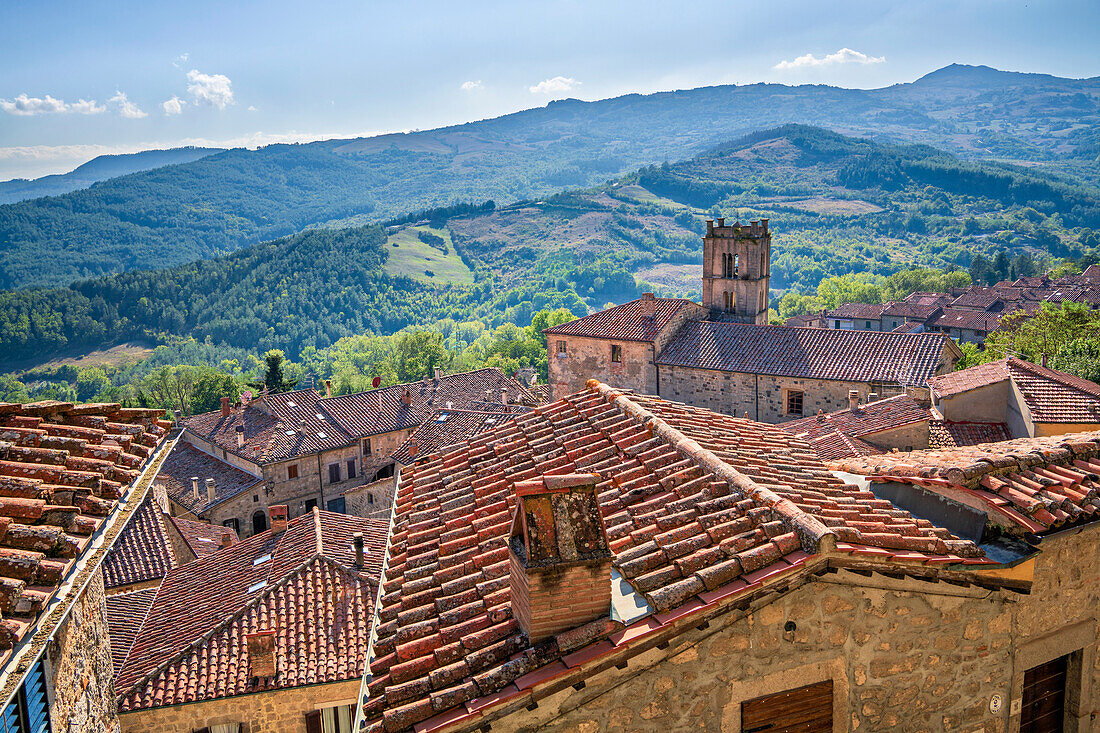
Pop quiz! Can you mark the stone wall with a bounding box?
[118,679,360,733]
[935,381,1012,426]
[344,476,396,521]
[862,419,930,453]
[549,336,657,400]
[657,366,902,424]
[464,525,1100,733]
[47,569,120,733]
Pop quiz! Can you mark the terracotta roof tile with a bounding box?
[825,303,886,320]
[782,395,930,443]
[0,400,168,654]
[928,359,1012,398]
[156,441,263,514]
[392,410,520,466]
[320,369,536,438]
[930,308,1003,332]
[101,494,176,589]
[929,421,1011,449]
[543,297,700,342]
[170,515,237,558]
[115,510,388,710]
[105,587,158,675]
[657,322,951,385]
[363,382,982,731]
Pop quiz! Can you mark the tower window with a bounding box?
[733,253,739,275]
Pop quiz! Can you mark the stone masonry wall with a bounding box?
[118,679,360,733]
[345,476,397,521]
[47,569,120,733]
[549,337,656,400]
[657,366,900,424]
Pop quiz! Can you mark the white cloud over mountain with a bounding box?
[529,76,580,94]
[186,69,234,109]
[775,48,884,70]
[110,91,147,119]
[162,96,186,115]
[0,93,105,116]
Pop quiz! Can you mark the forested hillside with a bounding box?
[3,125,1099,369]
[2,64,1100,288]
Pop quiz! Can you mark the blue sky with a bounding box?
[2,0,1099,180]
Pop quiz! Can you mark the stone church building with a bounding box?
[546,219,961,422]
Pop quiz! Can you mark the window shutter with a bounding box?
[305,710,322,733]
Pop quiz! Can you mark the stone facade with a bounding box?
[860,419,930,453]
[47,569,121,733]
[344,476,396,521]
[701,218,770,324]
[658,365,908,423]
[118,679,360,733]
[471,525,1100,733]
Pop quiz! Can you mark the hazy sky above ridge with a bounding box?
[1,0,1098,180]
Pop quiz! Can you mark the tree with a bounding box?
[260,349,297,393]
[985,302,1100,369]
[191,368,241,414]
[529,308,576,347]
[1053,338,1100,383]
[815,273,883,310]
[75,367,111,402]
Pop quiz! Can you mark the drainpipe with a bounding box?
[317,450,324,513]
[755,373,760,421]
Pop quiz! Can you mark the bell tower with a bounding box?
[702,217,770,324]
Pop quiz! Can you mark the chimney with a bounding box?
[152,479,169,513]
[245,630,277,677]
[205,478,216,504]
[706,219,714,236]
[353,532,364,567]
[434,367,441,381]
[848,390,860,412]
[191,476,200,501]
[401,389,412,406]
[640,292,656,318]
[219,531,235,550]
[760,218,769,231]
[220,397,231,417]
[501,387,509,405]
[236,424,245,449]
[508,473,612,644]
[868,392,879,402]
[325,379,332,397]
[298,419,306,436]
[716,217,725,228]
[269,504,288,534]
[407,440,419,459]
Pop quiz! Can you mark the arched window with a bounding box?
[733,253,740,275]
[723,292,729,310]
[252,510,268,535]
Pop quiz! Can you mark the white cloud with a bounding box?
[0,93,105,116]
[247,105,258,112]
[162,96,186,115]
[109,91,147,119]
[186,69,234,109]
[774,48,885,71]
[460,80,483,91]
[529,76,580,94]
[172,52,190,68]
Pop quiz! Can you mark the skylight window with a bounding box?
[284,430,296,436]
[287,401,297,408]
[435,414,449,423]
[247,581,267,594]
[317,432,327,439]
[253,553,272,566]
[316,413,325,420]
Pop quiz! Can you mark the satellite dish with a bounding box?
[372,376,381,388]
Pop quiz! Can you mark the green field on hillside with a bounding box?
[384,226,474,286]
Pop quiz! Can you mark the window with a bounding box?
[328,463,341,484]
[252,511,268,535]
[733,252,739,275]
[556,340,567,356]
[834,320,841,329]
[287,464,299,480]
[1021,655,1069,732]
[253,494,259,503]
[306,704,354,733]
[305,499,318,512]
[786,390,804,416]
[741,680,832,733]
[3,659,50,733]
[361,438,372,456]
[761,251,767,276]
[610,345,622,363]
[866,320,872,329]
[367,492,375,505]
[346,459,357,480]
[327,497,346,514]
[223,518,240,533]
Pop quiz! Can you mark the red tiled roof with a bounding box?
[116,510,389,710]
[157,441,263,514]
[881,301,943,320]
[825,302,886,320]
[391,410,518,466]
[101,495,176,589]
[833,431,1100,535]
[928,359,1011,398]
[904,292,953,307]
[656,322,951,385]
[106,587,158,675]
[0,400,168,657]
[170,515,237,558]
[543,297,700,342]
[320,369,536,439]
[930,308,1003,333]
[362,382,983,731]
[929,421,1011,449]
[182,389,353,464]
[780,395,931,461]
[949,288,1004,310]
[526,383,552,405]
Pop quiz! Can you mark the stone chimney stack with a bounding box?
[401,389,412,406]
[270,504,288,533]
[848,389,860,412]
[190,477,200,501]
[220,397,231,417]
[407,440,419,459]
[245,630,277,677]
[508,473,612,644]
[434,367,442,381]
[205,478,216,504]
[219,531,235,550]
[640,292,657,318]
[353,532,364,567]
[236,424,245,449]
[298,419,306,436]
[501,387,509,405]
[325,379,332,397]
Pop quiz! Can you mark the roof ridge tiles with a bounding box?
[587,381,836,553]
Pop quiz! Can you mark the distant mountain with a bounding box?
[0,147,224,205]
[2,124,1096,368]
[2,64,1099,289]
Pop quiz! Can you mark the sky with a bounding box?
[2,0,1099,181]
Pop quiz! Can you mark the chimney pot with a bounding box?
[269,505,288,533]
[235,424,245,448]
[501,387,509,404]
[848,390,860,411]
[219,531,235,549]
[245,630,277,677]
[220,397,231,417]
[353,532,365,567]
[205,478,216,503]
[434,367,441,381]
[408,440,419,459]
[509,473,612,644]
[401,389,412,406]
[191,476,200,499]
[324,379,332,397]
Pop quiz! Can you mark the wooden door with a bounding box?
[741,679,833,733]
[1021,655,1068,733]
